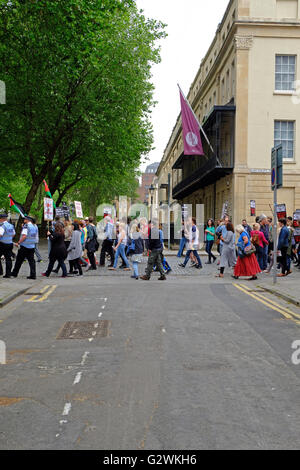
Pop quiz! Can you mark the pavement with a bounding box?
[1,241,299,307]
[1,244,300,449]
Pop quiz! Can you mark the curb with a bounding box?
[258,285,300,308]
[0,285,34,308]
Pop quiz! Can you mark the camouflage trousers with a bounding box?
[145,250,165,278]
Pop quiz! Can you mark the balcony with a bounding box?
[172,105,235,200]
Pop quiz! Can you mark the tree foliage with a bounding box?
[0,0,166,217]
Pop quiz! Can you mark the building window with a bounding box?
[274,120,295,159]
[275,55,296,91]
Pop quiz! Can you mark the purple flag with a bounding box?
[179,88,204,156]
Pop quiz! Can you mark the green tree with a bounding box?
[0,0,166,217]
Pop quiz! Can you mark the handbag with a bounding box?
[127,239,135,254]
[244,243,256,256]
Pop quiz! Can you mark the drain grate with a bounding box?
[56,321,110,339]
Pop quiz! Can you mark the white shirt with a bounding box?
[0,226,4,237]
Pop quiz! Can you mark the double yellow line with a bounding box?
[25,285,57,303]
[233,283,300,324]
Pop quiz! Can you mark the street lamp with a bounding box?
[149,185,155,220]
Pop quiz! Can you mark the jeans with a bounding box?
[205,240,216,263]
[262,245,268,270]
[287,254,291,272]
[183,250,202,267]
[177,237,187,257]
[132,261,139,278]
[113,244,129,269]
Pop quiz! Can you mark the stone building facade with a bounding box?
[156,0,300,226]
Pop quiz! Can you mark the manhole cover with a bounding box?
[56,321,110,339]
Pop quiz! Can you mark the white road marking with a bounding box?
[101,305,106,309]
[94,322,99,328]
[62,403,72,416]
[73,372,82,385]
[81,351,89,366]
[88,338,94,343]
[98,312,103,318]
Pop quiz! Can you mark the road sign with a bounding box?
[271,145,283,191]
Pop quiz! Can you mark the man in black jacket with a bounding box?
[140,221,166,281]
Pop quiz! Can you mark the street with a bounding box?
[1,262,300,450]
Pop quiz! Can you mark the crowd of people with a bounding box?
[176,213,299,280]
[0,213,171,281]
[0,210,298,281]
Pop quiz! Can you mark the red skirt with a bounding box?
[234,253,261,277]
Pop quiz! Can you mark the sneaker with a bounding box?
[205,261,212,265]
[123,268,131,271]
[41,273,48,277]
[178,263,185,268]
[158,275,167,280]
[3,275,11,279]
[140,275,150,280]
[27,276,37,280]
[108,267,116,271]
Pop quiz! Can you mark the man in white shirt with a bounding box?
[179,217,203,269]
[11,216,38,279]
[0,212,16,278]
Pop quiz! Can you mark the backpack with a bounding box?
[251,233,260,246]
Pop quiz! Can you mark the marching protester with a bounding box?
[215,222,236,278]
[67,222,83,276]
[42,222,68,278]
[259,215,270,271]
[205,218,216,264]
[0,212,15,278]
[99,216,115,268]
[242,219,252,237]
[128,223,144,279]
[85,217,98,270]
[216,216,229,264]
[78,221,90,269]
[109,222,131,271]
[277,218,289,277]
[177,219,188,258]
[140,220,166,281]
[11,216,38,280]
[233,224,261,281]
[179,217,202,269]
[250,223,269,271]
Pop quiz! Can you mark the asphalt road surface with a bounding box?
[1,268,300,450]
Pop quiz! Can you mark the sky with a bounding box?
[136,0,230,172]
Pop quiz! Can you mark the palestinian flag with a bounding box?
[8,194,27,218]
[43,180,56,208]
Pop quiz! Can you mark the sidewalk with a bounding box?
[0,279,37,308]
[257,271,300,307]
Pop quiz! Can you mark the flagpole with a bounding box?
[177,84,222,167]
